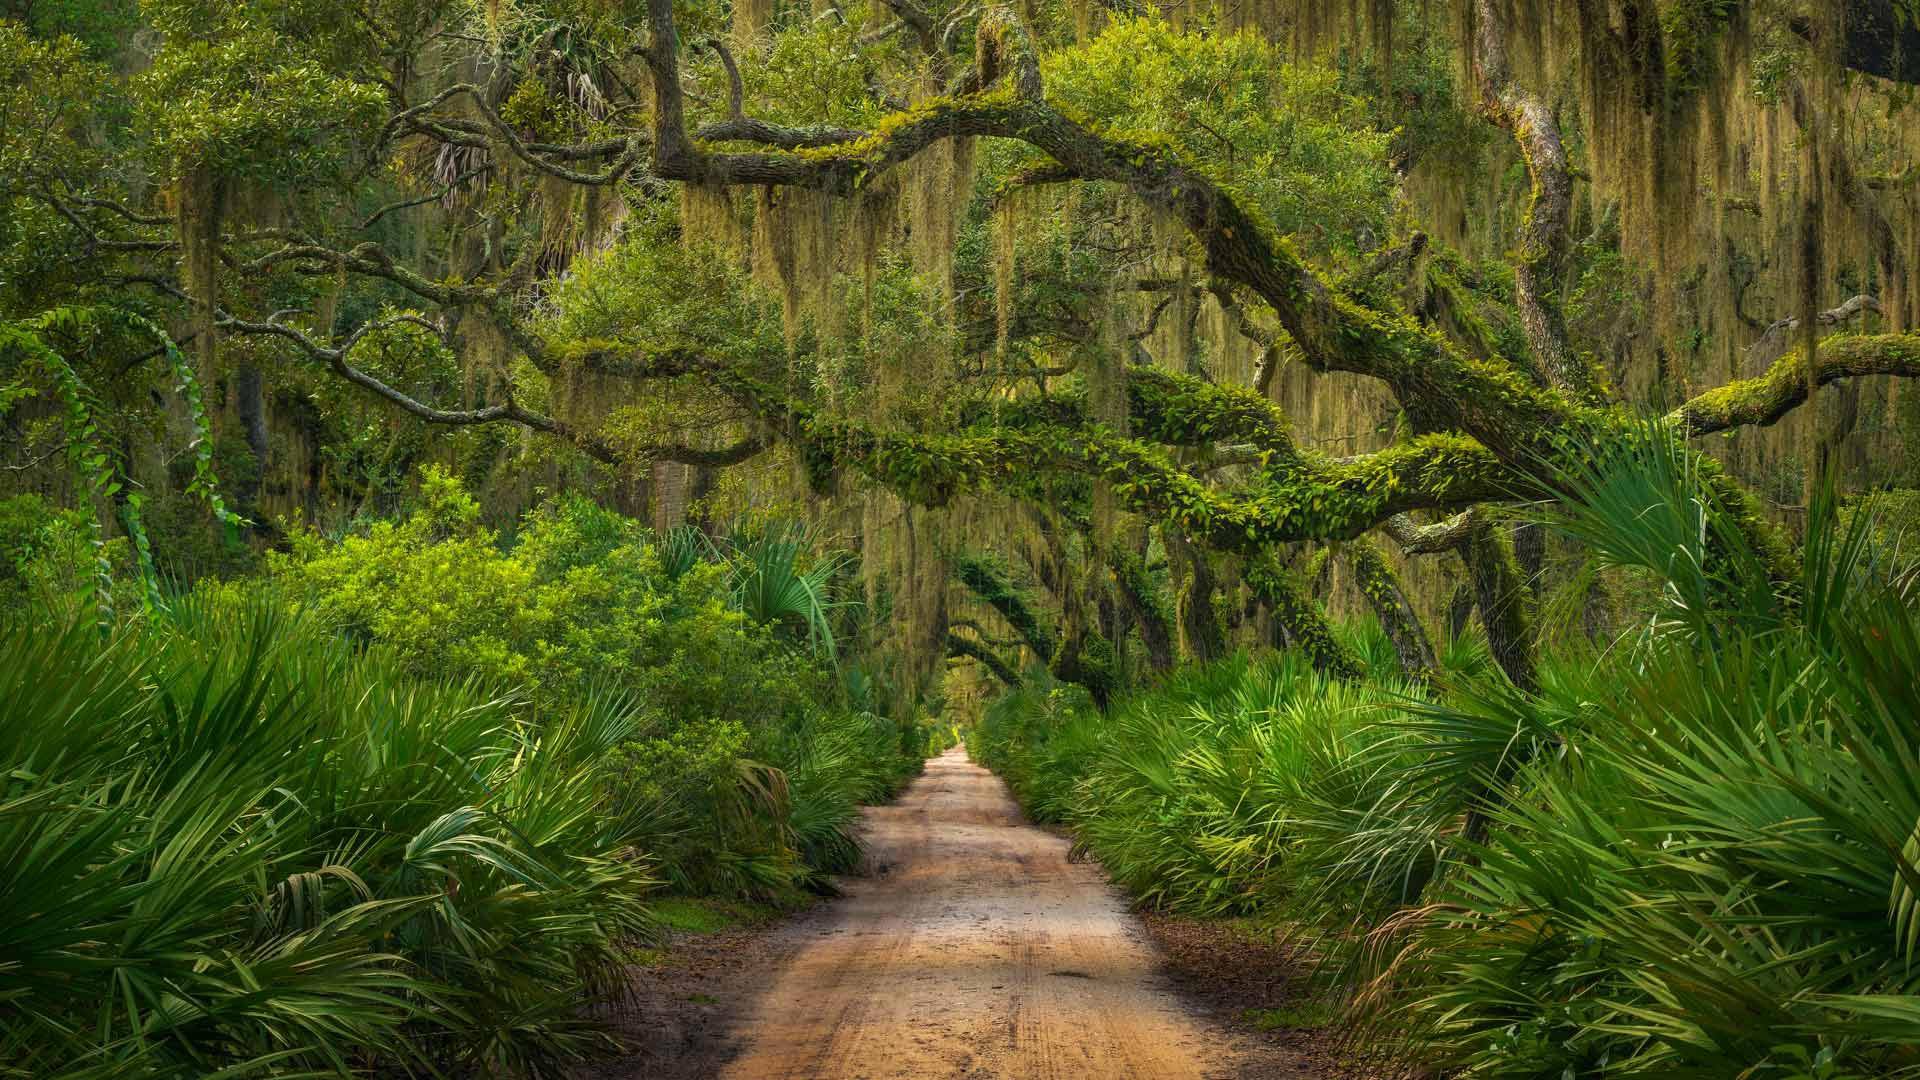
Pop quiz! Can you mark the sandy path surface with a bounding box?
[716,746,1236,1080]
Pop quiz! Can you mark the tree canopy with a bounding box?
[4,0,1919,696]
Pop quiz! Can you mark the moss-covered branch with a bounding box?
[1668,333,1920,437]
[1245,555,1364,681]
[1343,538,1437,681]
[963,366,1299,456]
[1382,511,1475,555]
[783,407,1508,553]
[947,631,1023,687]
[639,0,1595,468]
[952,552,1055,662]
[1469,0,1592,399]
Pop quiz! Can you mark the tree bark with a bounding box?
[1463,518,1538,693]
[1342,538,1437,681]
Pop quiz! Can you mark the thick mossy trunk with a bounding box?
[1246,555,1364,681]
[233,364,269,512]
[1343,538,1437,681]
[1170,534,1226,664]
[1109,547,1176,674]
[1051,628,1117,710]
[1463,518,1538,693]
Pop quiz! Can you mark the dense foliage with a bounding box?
[5,0,1920,1074]
[3,601,659,1078]
[972,447,1920,1077]
[260,472,930,892]
[0,485,939,1078]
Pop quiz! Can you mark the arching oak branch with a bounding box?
[1669,333,1920,437]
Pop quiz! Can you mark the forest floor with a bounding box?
[584,747,1369,1079]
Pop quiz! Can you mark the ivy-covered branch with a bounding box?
[778,399,1509,553]
[2,307,242,626]
[1244,554,1363,681]
[1342,538,1436,681]
[1106,548,1175,674]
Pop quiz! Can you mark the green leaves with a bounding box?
[0,595,662,1078]
[136,28,384,183]
[1041,17,1394,255]
[2,307,248,629]
[724,520,854,661]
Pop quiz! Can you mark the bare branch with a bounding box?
[1471,0,1591,398]
[359,166,492,229]
[1383,510,1476,554]
[398,83,647,185]
[1746,294,1882,368]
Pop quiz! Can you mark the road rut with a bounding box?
[717,745,1235,1080]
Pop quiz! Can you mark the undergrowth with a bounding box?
[972,432,1920,1078]
[1,477,942,1077]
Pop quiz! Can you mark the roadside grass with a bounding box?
[647,897,788,935]
[1242,1002,1338,1031]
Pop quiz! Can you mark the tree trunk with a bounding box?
[1463,519,1538,692]
[1343,539,1437,681]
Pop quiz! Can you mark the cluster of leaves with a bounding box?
[265,469,927,895]
[138,33,386,181]
[970,434,1920,1077]
[1042,17,1395,257]
[539,209,787,365]
[722,10,902,132]
[0,494,115,615]
[0,22,105,190]
[0,596,661,1078]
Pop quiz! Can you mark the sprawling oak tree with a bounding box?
[4,0,1919,696]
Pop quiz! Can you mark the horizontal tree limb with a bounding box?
[1669,333,1920,437]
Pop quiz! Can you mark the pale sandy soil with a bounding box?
[716,746,1246,1079]
[590,746,1342,1079]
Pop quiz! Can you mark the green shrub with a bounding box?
[0,596,657,1079]
[265,470,927,900]
[0,492,136,618]
[973,655,1414,915]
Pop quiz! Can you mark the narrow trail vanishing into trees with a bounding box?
[710,746,1252,1080]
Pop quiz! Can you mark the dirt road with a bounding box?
[715,746,1238,1080]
